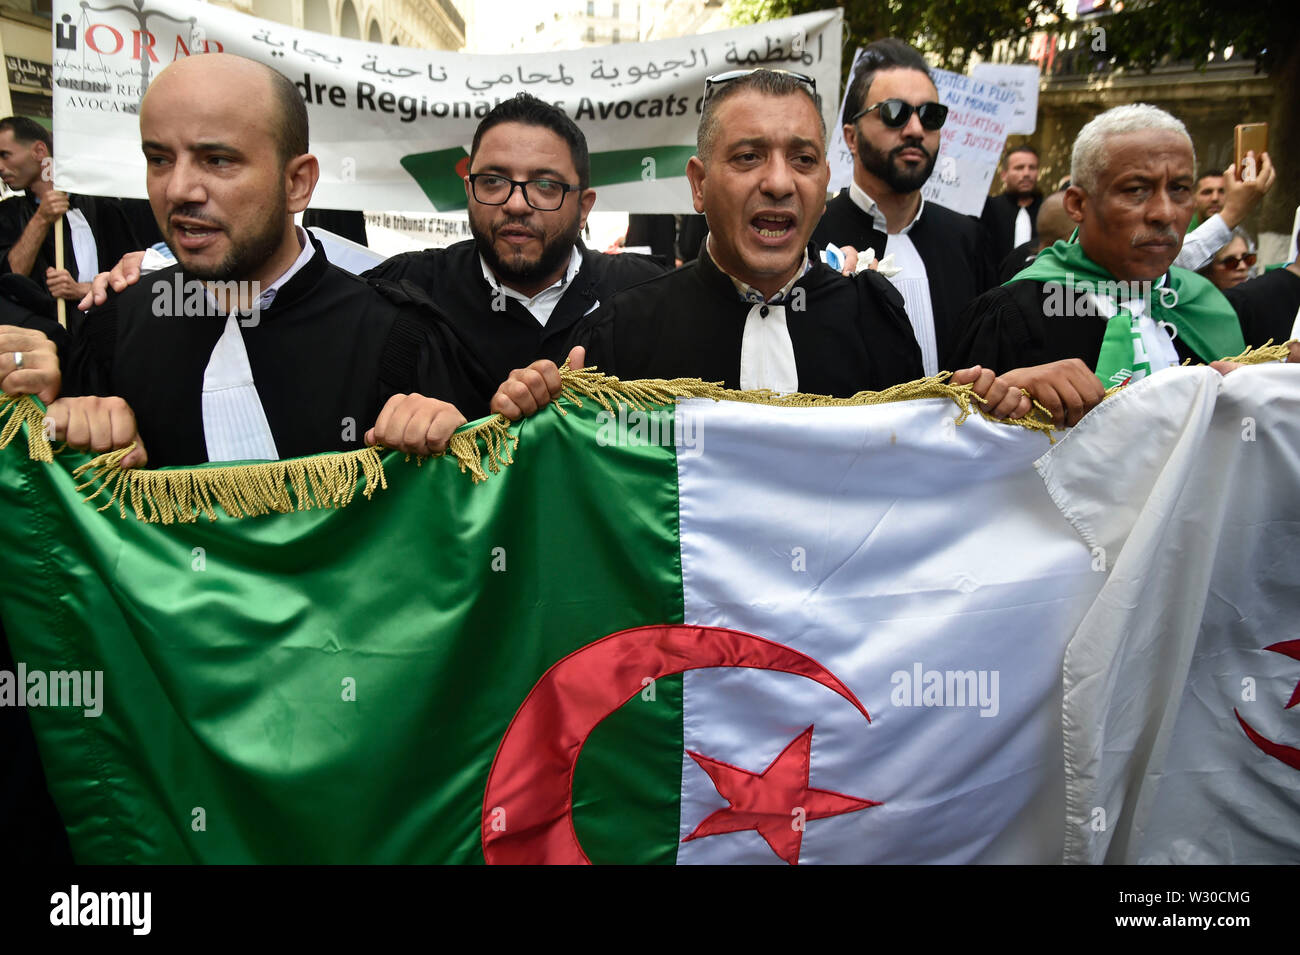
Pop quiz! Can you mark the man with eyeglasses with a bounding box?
[812,39,997,378]
[491,68,1036,422]
[365,93,665,388]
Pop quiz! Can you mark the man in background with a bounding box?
[0,116,139,318]
[981,145,1043,263]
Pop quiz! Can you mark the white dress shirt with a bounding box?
[849,181,939,376]
[706,235,810,394]
[1013,205,1033,248]
[201,228,315,462]
[64,208,99,282]
[1173,214,1232,272]
[480,245,584,326]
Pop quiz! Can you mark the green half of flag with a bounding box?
[400,146,697,211]
[0,400,688,863]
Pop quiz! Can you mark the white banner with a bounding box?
[827,46,865,195]
[51,0,841,213]
[922,67,1014,216]
[971,63,1039,136]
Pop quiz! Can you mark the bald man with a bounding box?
[56,54,488,467]
[996,190,1073,283]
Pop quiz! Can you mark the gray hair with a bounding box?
[697,70,825,164]
[1070,104,1194,194]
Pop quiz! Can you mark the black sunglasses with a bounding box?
[850,98,949,131]
[704,69,817,101]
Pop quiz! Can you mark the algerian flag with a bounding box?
[0,358,1295,864]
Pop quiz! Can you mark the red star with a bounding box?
[682,725,881,865]
[1266,640,1300,710]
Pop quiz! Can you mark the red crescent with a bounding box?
[481,624,870,865]
[1235,708,1300,771]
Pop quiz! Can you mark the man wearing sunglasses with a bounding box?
[812,39,997,379]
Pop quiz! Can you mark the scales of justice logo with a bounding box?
[55,0,211,106]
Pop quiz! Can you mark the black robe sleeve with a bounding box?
[1222,269,1300,349]
[852,269,925,385]
[949,282,1050,374]
[369,279,500,422]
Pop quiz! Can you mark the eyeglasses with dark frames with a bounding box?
[850,98,949,131]
[703,69,817,102]
[466,173,580,211]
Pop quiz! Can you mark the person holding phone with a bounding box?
[1173,148,1274,272]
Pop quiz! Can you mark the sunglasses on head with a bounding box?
[703,69,817,101]
[850,98,949,131]
[1217,252,1257,269]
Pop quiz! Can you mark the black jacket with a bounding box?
[570,245,924,395]
[365,239,668,385]
[812,191,996,369]
[980,192,1044,263]
[66,233,490,466]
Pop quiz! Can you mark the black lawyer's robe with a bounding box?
[365,238,667,386]
[65,233,492,468]
[980,192,1043,263]
[951,278,1206,373]
[1222,268,1300,350]
[812,191,996,370]
[569,246,924,395]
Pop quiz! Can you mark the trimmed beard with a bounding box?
[471,211,581,289]
[858,135,937,194]
[165,195,288,282]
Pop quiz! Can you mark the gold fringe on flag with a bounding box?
[71,444,388,524]
[0,393,54,462]
[1,339,1293,522]
[1220,340,1295,365]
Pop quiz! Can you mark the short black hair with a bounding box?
[1005,144,1038,164]
[0,116,52,152]
[267,66,308,164]
[844,39,932,123]
[470,93,590,190]
[697,70,825,163]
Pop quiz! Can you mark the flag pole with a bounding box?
[53,215,66,328]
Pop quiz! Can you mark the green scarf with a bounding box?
[1011,235,1244,386]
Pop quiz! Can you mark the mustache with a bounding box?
[493,216,539,236]
[890,139,931,161]
[1131,228,1179,246]
[169,205,223,227]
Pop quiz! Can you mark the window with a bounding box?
[612,2,620,17]
[586,1,594,15]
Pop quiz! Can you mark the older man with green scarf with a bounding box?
[952,104,1254,393]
